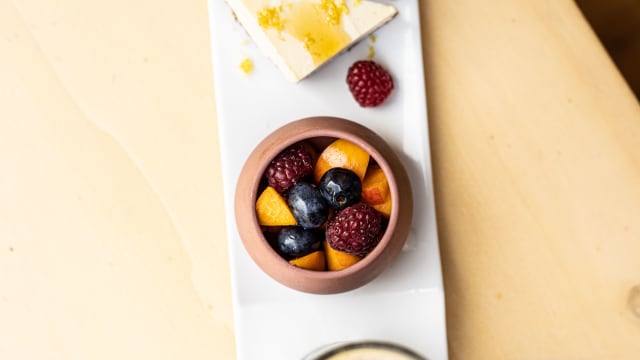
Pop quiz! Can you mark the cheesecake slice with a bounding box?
[226,0,398,82]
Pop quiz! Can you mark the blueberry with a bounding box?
[275,227,323,260]
[318,168,362,210]
[287,182,329,229]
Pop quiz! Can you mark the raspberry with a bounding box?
[326,203,383,257]
[265,142,315,194]
[346,60,394,107]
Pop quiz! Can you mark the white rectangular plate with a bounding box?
[208,1,448,359]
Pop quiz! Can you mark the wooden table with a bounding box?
[1,0,639,358]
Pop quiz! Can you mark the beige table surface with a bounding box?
[1,0,639,359]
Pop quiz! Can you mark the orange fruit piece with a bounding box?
[314,139,370,183]
[289,250,326,271]
[324,241,362,271]
[371,191,391,217]
[361,165,389,205]
[255,186,297,226]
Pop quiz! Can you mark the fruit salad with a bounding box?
[255,138,392,271]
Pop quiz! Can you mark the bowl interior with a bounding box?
[250,135,397,272]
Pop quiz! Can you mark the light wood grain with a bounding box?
[420,0,640,358]
[1,0,639,359]
[0,0,235,359]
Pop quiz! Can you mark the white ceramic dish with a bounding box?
[207,1,448,359]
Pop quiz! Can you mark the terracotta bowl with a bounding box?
[234,116,413,294]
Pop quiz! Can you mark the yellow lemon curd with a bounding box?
[257,1,351,65]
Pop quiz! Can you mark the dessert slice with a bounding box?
[226,0,398,82]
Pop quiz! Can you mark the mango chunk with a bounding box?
[256,186,297,226]
[289,250,326,271]
[371,191,391,218]
[324,241,361,271]
[314,139,370,182]
[361,165,389,205]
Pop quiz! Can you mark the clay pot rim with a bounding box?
[235,116,411,294]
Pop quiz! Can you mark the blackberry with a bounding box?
[265,142,315,193]
[346,60,394,107]
[326,203,383,257]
